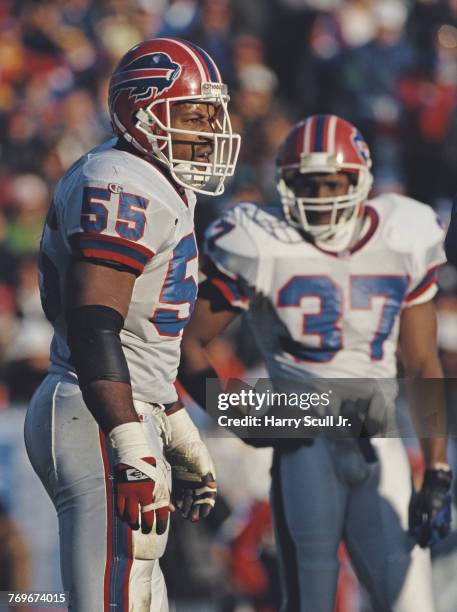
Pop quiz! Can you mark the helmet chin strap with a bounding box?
[173,162,210,186]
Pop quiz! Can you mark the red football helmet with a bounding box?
[109,38,241,196]
[276,115,373,247]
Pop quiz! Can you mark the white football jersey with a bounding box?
[39,138,198,404]
[204,195,445,380]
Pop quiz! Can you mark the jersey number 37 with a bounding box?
[277,275,409,362]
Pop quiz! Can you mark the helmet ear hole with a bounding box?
[136,108,154,127]
[347,172,358,186]
[283,170,297,188]
[345,172,359,195]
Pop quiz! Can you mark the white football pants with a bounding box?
[25,373,171,612]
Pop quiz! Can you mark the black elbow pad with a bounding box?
[66,305,131,386]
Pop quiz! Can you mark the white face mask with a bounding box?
[134,89,241,196]
[278,164,373,251]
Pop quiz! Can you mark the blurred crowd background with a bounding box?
[1,0,457,610]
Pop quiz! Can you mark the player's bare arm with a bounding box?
[66,259,138,433]
[399,299,448,468]
[180,290,238,407]
[180,288,268,449]
[400,299,452,548]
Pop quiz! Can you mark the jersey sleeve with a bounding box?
[203,206,260,311]
[59,161,176,275]
[404,206,446,308]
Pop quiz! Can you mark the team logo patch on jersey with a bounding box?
[108,182,123,194]
[110,52,181,103]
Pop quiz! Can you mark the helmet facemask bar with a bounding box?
[135,88,241,196]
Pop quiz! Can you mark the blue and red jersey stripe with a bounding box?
[70,233,154,273]
[210,275,249,311]
[406,265,440,302]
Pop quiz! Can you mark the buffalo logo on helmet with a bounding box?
[351,129,371,164]
[110,52,181,104]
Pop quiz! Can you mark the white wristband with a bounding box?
[108,421,152,465]
[430,462,451,472]
[166,409,216,479]
[167,409,201,450]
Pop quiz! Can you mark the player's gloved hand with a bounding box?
[109,422,171,534]
[165,409,217,522]
[331,379,394,438]
[409,467,452,548]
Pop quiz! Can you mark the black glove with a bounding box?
[171,468,217,521]
[409,468,452,548]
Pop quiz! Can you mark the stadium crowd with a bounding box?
[1,0,457,609]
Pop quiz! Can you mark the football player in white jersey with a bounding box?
[179,115,452,611]
[24,38,240,611]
